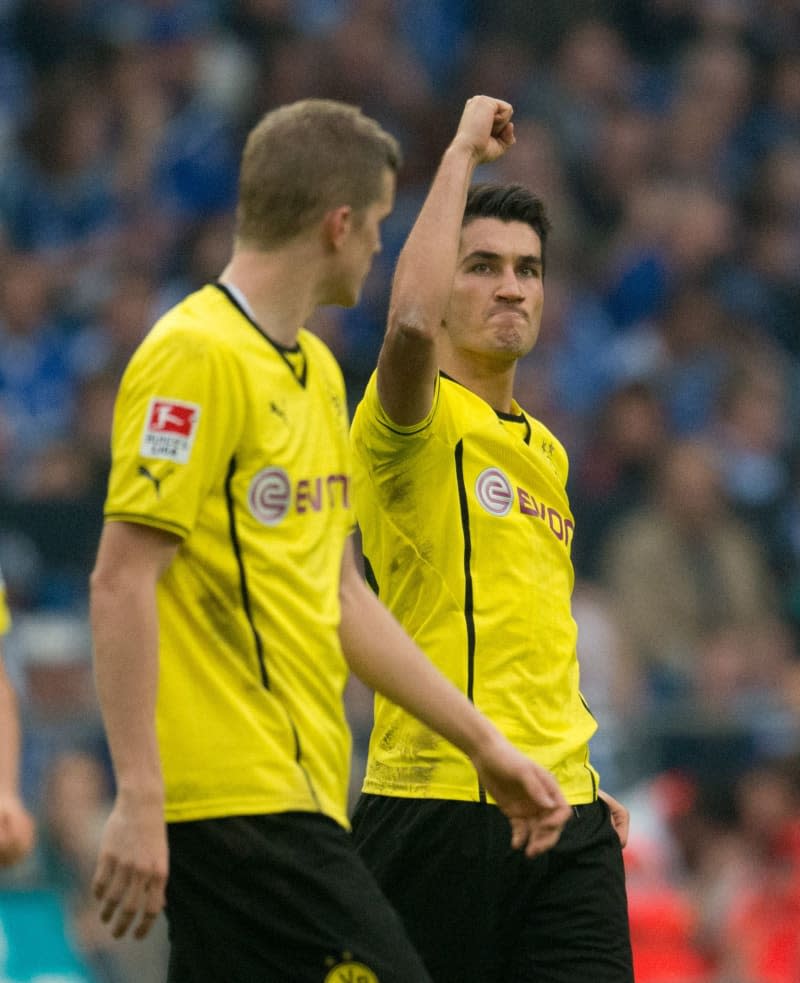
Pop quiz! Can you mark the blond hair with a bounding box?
[236,99,401,249]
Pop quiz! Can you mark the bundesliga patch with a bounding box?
[140,398,201,464]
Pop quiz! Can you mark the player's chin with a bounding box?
[491,331,528,358]
[330,283,360,309]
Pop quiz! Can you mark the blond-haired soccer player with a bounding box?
[0,567,35,867]
[89,97,570,982]
[350,96,634,981]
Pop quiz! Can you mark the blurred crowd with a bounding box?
[0,0,798,980]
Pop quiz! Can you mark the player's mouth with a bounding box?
[488,306,528,321]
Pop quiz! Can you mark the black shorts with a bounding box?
[351,795,634,983]
[165,810,431,983]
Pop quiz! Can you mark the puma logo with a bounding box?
[138,465,172,496]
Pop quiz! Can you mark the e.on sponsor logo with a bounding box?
[475,467,574,547]
[248,467,349,527]
[475,467,513,516]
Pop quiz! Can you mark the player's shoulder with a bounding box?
[131,286,245,370]
[436,373,490,427]
[155,284,239,342]
[521,408,570,480]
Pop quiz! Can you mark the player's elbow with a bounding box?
[387,313,437,353]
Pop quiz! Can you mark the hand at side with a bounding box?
[471,734,572,858]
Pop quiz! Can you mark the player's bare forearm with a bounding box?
[339,539,570,854]
[90,523,172,797]
[90,521,175,939]
[378,96,515,427]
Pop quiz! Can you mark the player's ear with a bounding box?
[322,205,352,251]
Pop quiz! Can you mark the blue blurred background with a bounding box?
[0,1,798,980]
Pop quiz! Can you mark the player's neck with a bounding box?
[220,244,320,347]
[439,351,517,414]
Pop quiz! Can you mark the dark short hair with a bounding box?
[464,183,551,273]
[237,99,401,249]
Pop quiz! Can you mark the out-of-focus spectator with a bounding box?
[652,280,732,436]
[623,770,720,983]
[0,251,78,495]
[603,179,736,334]
[523,18,638,169]
[71,269,162,382]
[0,67,119,298]
[571,104,660,257]
[712,351,794,570]
[571,580,644,790]
[662,35,755,192]
[778,453,800,641]
[600,437,776,705]
[716,756,800,983]
[571,379,668,578]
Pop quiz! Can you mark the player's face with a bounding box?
[337,168,396,307]
[443,217,544,362]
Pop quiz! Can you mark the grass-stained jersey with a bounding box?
[106,284,354,826]
[351,370,598,805]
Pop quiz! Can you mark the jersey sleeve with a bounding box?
[350,370,442,466]
[105,327,246,538]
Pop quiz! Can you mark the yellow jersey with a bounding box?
[0,568,9,635]
[106,284,354,826]
[351,371,598,805]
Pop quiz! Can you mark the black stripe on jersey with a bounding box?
[289,719,322,811]
[223,456,323,811]
[454,441,476,702]
[363,554,380,595]
[224,456,269,688]
[455,440,485,803]
[214,282,308,387]
[376,416,433,437]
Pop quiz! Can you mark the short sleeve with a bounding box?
[105,329,246,538]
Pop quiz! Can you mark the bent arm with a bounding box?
[90,520,178,938]
[378,96,515,426]
[339,537,496,759]
[338,538,570,853]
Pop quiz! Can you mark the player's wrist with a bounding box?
[115,777,165,807]
[444,137,482,166]
[463,712,506,767]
